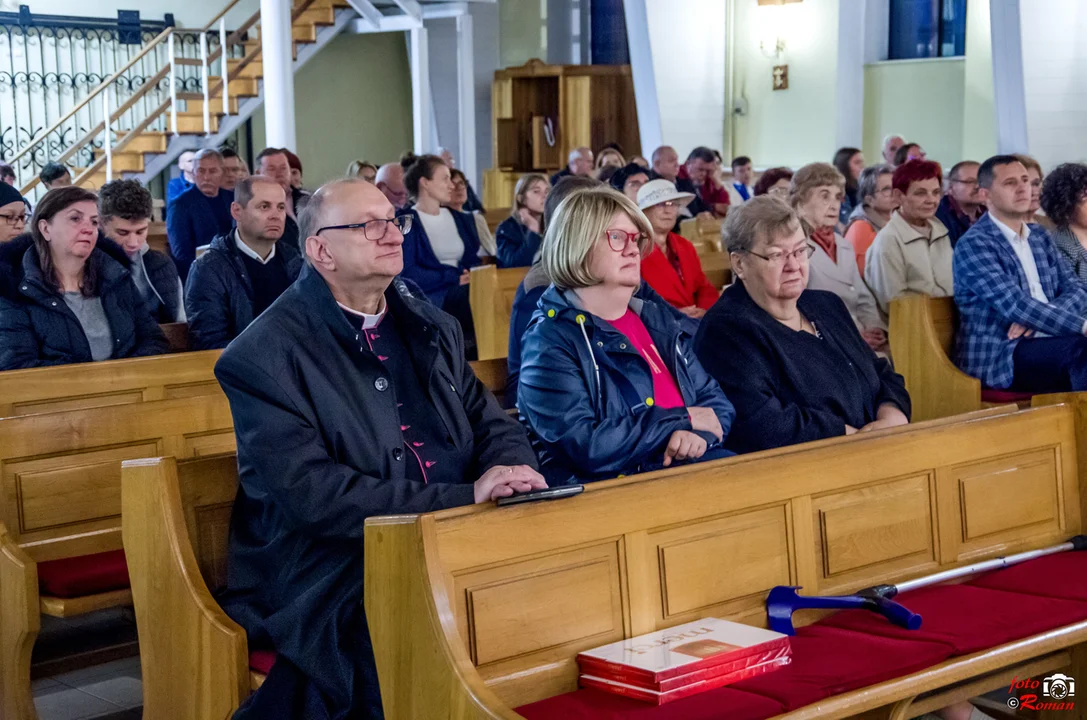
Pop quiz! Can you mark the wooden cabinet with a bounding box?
[484,59,640,209]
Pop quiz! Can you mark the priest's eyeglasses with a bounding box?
[316,215,413,240]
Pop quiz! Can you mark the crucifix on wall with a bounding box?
[773,65,789,91]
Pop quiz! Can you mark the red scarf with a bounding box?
[809,226,837,264]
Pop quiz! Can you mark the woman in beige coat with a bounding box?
[790,163,887,355]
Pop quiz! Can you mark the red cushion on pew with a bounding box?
[37,550,129,598]
[516,686,785,720]
[818,583,1087,655]
[731,624,953,710]
[969,550,1087,601]
[249,650,277,675]
[981,388,1035,403]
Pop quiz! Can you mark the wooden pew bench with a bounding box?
[0,350,221,418]
[469,264,530,361]
[0,394,235,720]
[362,403,1087,719]
[679,216,723,255]
[889,295,1036,421]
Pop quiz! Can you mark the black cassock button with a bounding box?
[374,377,389,391]
[393,447,404,461]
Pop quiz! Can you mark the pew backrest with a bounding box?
[679,216,723,255]
[889,294,980,421]
[470,264,530,361]
[0,393,234,563]
[0,350,221,418]
[700,249,731,289]
[364,404,1077,715]
[160,322,191,353]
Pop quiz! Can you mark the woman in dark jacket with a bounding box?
[518,186,735,485]
[495,173,549,268]
[694,196,910,454]
[0,186,167,369]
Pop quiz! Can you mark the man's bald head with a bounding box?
[300,178,405,286]
[375,162,408,208]
[652,145,679,182]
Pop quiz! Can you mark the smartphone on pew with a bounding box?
[495,484,584,507]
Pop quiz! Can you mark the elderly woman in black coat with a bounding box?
[694,196,910,454]
[0,186,166,369]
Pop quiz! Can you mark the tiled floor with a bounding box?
[31,610,142,719]
[33,656,142,720]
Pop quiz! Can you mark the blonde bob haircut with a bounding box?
[542,186,652,290]
[788,162,845,208]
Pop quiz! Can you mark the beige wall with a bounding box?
[731,0,841,168]
[961,0,997,162]
[863,59,965,170]
[251,31,413,189]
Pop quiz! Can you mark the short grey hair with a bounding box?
[858,163,894,207]
[192,148,223,166]
[882,134,904,153]
[568,146,591,164]
[722,195,801,254]
[297,177,370,252]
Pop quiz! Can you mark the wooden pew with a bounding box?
[680,215,723,255]
[0,394,235,720]
[363,403,1085,718]
[469,264,529,361]
[485,207,510,235]
[0,350,221,418]
[120,406,1024,720]
[700,249,731,290]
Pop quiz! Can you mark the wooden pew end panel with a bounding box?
[0,521,39,720]
[121,457,249,720]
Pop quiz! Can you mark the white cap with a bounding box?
[637,178,695,211]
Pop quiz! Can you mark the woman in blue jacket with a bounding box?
[518,186,735,485]
[397,154,481,345]
[496,173,549,268]
[0,186,167,369]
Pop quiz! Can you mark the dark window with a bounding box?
[889,0,967,60]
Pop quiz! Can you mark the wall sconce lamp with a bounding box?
[756,0,802,61]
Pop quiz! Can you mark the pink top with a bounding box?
[606,310,685,410]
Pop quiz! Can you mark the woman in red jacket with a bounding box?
[638,179,721,319]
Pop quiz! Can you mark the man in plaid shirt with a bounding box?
[953,155,1087,391]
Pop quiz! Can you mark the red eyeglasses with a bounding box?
[603,229,646,252]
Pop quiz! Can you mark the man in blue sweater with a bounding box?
[166,148,234,281]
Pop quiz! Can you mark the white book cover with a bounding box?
[577,618,790,681]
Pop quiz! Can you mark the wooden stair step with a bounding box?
[122,131,169,154]
[227,57,264,79]
[185,94,242,115]
[91,149,145,173]
[292,23,317,43]
[295,6,335,25]
[170,112,221,134]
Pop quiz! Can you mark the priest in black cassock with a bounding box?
[215,178,544,719]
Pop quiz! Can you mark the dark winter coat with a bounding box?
[0,235,167,369]
[695,282,911,453]
[215,263,537,719]
[166,184,234,281]
[397,206,481,305]
[184,231,303,350]
[495,216,542,269]
[518,285,735,485]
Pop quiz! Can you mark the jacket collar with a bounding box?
[18,244,128,302]
[888,210,950,245]
[536,283,684,344]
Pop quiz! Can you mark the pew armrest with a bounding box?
[0,521,39,720]
[889,295,980,422]
[122,457,249,720]
[365,515,524,720]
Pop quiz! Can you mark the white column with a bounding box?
[457,14,478,188]
[989,0,1028,154]
[622,0,662,155]
[409,26,433,155]
[835,0,866,149]
[260,0,296,150]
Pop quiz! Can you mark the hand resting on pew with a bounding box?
[475,464,547,502]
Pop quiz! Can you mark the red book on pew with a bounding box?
[579,656,791,705]
[576,618,791,687]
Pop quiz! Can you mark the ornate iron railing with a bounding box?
[0,4,249,198]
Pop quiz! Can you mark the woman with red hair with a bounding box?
[864,159,952,319]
